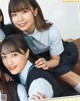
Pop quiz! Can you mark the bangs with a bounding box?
[9,0,30,13]
[1,41,22,55]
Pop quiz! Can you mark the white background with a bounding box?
[0,0,80,40]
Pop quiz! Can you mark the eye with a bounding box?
[12,53,18,57]
[1,55,6,59]
[11,13,17,17]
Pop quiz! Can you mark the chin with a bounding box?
[19,27,27,31]
[10,71,18,75]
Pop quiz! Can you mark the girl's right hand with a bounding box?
[4,73,14,82]
[35,58,49,70]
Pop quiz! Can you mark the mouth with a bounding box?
[9,66,17,71]
[18,22,27,27]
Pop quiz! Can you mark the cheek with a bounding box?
[12,17,17,25]
[26,12,34,21]
[17,57,27,72]
[2,60,8,69]
[16,56,26,66]
[2,59,6,65]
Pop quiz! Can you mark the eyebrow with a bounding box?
[1,53,7,55]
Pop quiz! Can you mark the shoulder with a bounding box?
[27,67,55,85]
[49,24,60,34]
[48,25,62,43]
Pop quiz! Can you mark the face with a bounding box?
[0,15,2,23]
[1,50,29,75]
[11,8,37,34]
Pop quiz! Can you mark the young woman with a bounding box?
[0,34,63,99]
[0,9,20,82]
[0,70,27,101]
[8,0,80,93]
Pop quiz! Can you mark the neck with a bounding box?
[26,24,35,34]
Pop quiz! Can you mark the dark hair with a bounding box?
[0,9,4,27]
[0,34,38,62]
[8,0,53,32]
[0,70,13,101]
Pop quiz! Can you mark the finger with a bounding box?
[36,64,47,68]
[37,92,47,99]
[5,76,10,82]
[35,58,44,64]
[43,67,49,70]
[31,94,41,100]
[10,77,14,81]
[35,61,45,67]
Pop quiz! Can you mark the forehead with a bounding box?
[10,2,31,13]
[1,44,23,56]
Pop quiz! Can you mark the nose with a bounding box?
[18,13,23,21]
[7,57,13,65]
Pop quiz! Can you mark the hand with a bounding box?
[31,92,46,100]
[35,58,49,70]
[4,73,14,82]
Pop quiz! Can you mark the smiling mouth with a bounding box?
[9,66,17,71]
[19,22,26,27]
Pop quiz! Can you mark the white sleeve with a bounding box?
[17,84,28,101]
[49,25,64,56]
[28,78,54,100]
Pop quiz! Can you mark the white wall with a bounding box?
[0,0,10,23]
[0,0,80,40]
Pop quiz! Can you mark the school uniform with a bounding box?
[19,60,63,100]
[23,24,78,77]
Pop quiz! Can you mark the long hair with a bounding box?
[8,0,53,32]
[0,70,13,101]
[0,9,4,27]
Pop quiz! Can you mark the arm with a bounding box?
[28,78,53,100]
[17,84,28,101]
[35,25,63,70]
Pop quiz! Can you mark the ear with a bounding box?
[34,8,38,16]
[25,49,30,59]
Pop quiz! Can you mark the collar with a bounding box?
[24,28,38,36]
[19,60,32,85]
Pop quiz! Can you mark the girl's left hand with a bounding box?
[31,92,46,100]
[35,58,49,70]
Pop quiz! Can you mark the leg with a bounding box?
[60,71,80,87]
[60,71,80,93]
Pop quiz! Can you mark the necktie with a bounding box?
[23,33,50,54]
